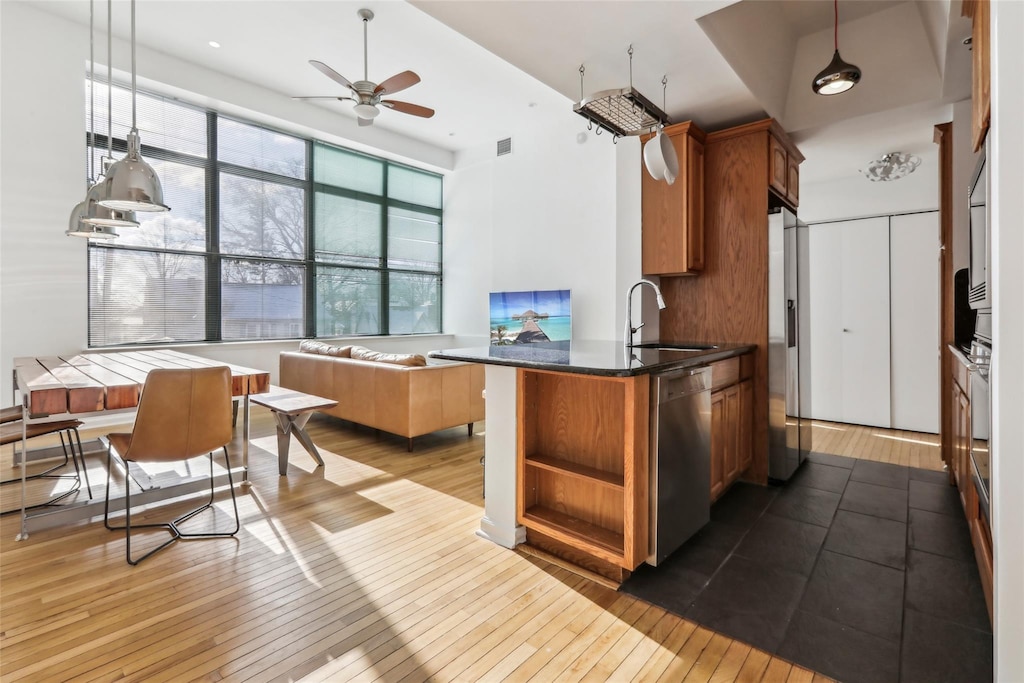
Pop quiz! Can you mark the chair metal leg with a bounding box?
[105,445,240,565]
[71,428,92,498]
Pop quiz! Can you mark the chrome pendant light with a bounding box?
[812,0,861,96]
[96,0,169,213]
[69,0,137,238]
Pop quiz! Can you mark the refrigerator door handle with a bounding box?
[787,299,797,348]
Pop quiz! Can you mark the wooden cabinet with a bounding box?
[517,369,649,571]
[962,0,990,152]
[641,121,706,276]
[767,130,802,208]
[659,119,802,485]
[710,372,754,502]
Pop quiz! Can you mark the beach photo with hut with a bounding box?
[489,289,571,345]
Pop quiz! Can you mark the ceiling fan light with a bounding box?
[812,50,861,95]
[353,102,380,119]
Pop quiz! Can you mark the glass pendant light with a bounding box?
[812,0,862,96]
[96,0,169,213]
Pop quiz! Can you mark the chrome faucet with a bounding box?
[624,279,667,348]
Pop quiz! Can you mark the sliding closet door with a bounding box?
[807,217,891,428]
[890,212,940,432]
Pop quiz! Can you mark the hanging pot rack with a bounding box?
[573,46,671,139]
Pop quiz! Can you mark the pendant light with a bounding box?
[68,0,137,238]
[96,0,169,213]
[812,0,861,96]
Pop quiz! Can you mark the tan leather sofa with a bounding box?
[279,345,484,451]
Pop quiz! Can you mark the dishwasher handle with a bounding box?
[657,367,711,403]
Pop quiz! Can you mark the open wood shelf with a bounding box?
[524,454,624,490]
[517,369,649,570]
[522,505,625,558]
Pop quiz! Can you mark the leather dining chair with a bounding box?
[104,366,240,565]
[1,406,93,509]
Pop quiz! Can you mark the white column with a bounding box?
[477,364,526,548]
[990,0,1024,679]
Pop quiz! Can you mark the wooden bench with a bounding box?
[249,387,338,476]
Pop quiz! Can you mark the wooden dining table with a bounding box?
[11,349,270,540]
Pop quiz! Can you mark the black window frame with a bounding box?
[85,82,443,348]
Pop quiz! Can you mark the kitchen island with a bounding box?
[430,340,755,580]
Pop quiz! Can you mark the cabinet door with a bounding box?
[890,212,939,432]
[807,218,892,427]
[641,124,704,276]
[711,389,726,500]
[840,218,892,428]
[769,134,788,197]
[969,0,991,151]
[724,385,741,483]
[786,155,800,207]
[807,222,845,422]
[739,379,753,471]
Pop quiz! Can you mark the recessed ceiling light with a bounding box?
[208,41,221,49]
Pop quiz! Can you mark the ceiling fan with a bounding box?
[293,8,435,127]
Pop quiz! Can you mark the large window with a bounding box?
[85,81,442,347]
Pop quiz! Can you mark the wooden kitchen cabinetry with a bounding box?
[962,0,990,152]
[709,356,754,501]
[768,128,802,208]
[640,121,707,276]
[660,119,802,486]
[517,369,649,571]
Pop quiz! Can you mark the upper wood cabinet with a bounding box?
[641,121,706,276]
[963,0,991,152]
[767,129,803,208]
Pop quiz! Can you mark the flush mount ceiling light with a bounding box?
[812,0,862,95]
[861,152,921,182]
[96,0,170,213]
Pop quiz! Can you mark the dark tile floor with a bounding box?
[621,453,993,683]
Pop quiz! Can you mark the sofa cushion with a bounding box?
[299,340,352,357]
[349,346,427,367]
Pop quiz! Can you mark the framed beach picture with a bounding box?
[489,290,572,346]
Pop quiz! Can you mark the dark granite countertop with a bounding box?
[429,340,757,377]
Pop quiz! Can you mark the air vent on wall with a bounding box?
[497,138,512,156]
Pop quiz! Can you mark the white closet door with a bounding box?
[807,222,844,422]
[806,218,892,428]
[840,217,891,428]
[890,212,940,433]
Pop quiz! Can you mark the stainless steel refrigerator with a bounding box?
[768,207,811,480]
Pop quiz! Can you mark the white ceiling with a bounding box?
[33,0,972,187]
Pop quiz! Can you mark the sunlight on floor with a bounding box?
[872,433,940,447]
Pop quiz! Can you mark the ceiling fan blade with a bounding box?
[358,117,374,127]
[381,100,435,119]
[291,96,355,101]
[374,70,420,96]
[309,60,353,90]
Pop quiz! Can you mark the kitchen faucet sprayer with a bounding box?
[625,279,666,348]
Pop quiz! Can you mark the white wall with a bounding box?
[990,0,1024,678]
[0,2,459,401]
[798,158,938,224]
[445,106,637,343]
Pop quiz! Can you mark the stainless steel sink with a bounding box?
[631,342,719,352]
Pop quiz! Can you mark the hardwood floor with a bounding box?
[807,419,944,471]
[1,410,832,682]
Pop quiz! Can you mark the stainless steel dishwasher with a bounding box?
[649,365,712,566]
